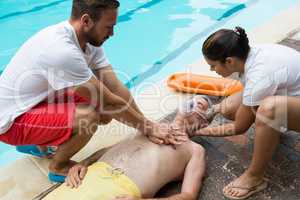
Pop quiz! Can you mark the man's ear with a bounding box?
[80,14,94,30]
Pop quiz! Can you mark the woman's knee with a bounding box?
[257,97,275,116]
[256,96,286,128]
[219,92,242,120]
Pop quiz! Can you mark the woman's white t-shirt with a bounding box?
[242,44,300,106]
[0,21,110,134]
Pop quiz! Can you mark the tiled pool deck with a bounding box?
[1,3,300,200]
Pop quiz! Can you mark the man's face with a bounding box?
[193,96,209,111]
[179,97,209,128]
[85,8,118,46]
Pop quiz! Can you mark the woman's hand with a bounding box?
[65,164,88,188]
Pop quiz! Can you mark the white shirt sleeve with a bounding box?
[242,66,278,106]
[39,47,93,90]
[90,46,110,70]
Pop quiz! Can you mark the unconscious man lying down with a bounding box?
[43,95,212,200]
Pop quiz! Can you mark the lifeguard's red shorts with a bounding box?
[0,89,89,146]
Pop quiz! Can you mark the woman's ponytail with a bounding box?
[202,26,250,62]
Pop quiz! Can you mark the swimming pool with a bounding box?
[0,0,299,166]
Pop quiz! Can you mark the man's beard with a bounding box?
[85,29,103,47]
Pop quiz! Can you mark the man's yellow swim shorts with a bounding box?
[43,162,141,200]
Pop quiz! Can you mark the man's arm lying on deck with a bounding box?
[113,143,206,200]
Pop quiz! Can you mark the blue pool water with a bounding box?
[0,0,299,166]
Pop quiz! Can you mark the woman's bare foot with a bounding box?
[49,160,78,176]
[223,171,266,199]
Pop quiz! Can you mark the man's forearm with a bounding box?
[107,84,154,133]
[94,66,144,117]
[113,84,144,116]
[85,76,152,134]
[77,77,157,137]
[103,94,153,134]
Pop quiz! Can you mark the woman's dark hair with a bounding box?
[202,26,250,63]
[71,0,120,21]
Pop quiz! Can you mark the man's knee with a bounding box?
[99,114,112,125]
[73,106,99,134]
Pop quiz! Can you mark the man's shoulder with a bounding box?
[34,21,76,51]
[170,140,201,156]
[39,30,82,64]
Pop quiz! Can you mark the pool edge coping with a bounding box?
[1,2,300,199]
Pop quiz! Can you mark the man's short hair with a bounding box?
[71,0,120,20]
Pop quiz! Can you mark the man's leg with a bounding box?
[224,96,300,198]
[49,104,100,175]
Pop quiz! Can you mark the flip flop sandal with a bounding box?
[223,180,268,200]
[16,145,56,158]
[48,172,66,183]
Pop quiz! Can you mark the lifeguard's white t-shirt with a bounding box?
[0,21,110,134]
[242,44,300,106]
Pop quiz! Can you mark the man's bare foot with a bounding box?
[49,160,78,176]
[37,146,57,159]
[223,171,267,199]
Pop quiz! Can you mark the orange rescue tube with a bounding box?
[167,73,243,96]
